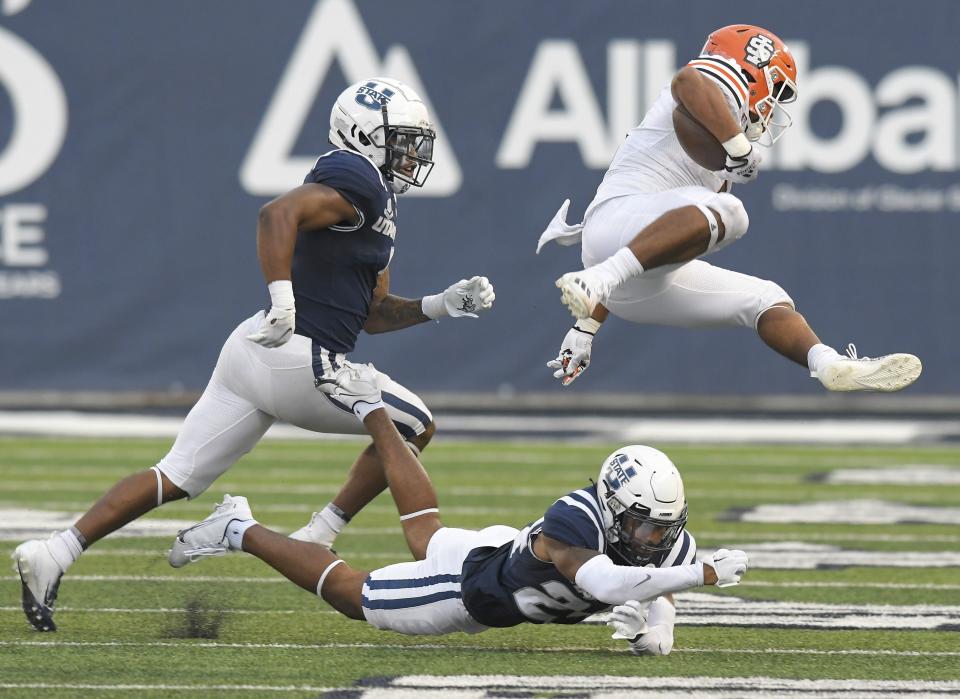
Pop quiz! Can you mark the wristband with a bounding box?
[574,317,602,335]
[421,293,446,320]
[722,133,751,158]
[267,280,295,309]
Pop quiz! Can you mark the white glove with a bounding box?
[246,280,296,348]
[421,276,495,319]
[546,318,599,386]
[606,599,650,642]
[717,133,761,184]
[630,624,675,656]
[703,548,749,588]
[315,363,384,422]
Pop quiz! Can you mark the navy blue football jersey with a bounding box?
[291,149,397,358]
[460,484,697,628]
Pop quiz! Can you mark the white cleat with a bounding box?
[11,539,66,632]
[815,344,923,392]
[289,512,336,548]
[555,271,611,320]
[168,494,253,568]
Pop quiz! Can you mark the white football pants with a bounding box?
[582,189,793,329]
[156,311,432,498]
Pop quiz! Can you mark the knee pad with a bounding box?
[710,193,749,247]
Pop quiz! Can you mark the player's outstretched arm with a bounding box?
[365,271,496,333]
[542,534,748,605]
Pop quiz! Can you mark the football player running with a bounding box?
[167,364,747,655]
[12,78,495,632]
[540,25,922,392]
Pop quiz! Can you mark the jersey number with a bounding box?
[513,580,592,623]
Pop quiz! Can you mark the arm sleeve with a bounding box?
[574,553,704,606]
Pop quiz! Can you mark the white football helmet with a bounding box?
[329,77,436,194]
[596,445,688,566]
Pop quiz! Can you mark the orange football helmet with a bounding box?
[702,24,798,144]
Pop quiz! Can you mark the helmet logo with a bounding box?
[744,34,776,69]
[355,81,395,111]
[604,454,637,491]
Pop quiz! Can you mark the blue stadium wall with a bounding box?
[0,0,956,395]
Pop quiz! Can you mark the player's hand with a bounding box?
[546,319,599,386]
[717,133,761,184]
[247,280,296,348]
[246,306,295,347]
[607,599,651,642]
[703,548,749,588]
[629,624,675,656]
[422,276,495,319]
[315,363,384,421]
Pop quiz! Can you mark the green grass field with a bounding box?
[2,437,959,697]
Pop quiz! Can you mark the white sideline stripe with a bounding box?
[3,641,960,658]
[825,467,960,485]
[394,674,960,694]
[0,684,333,693]
[2,410,959,444]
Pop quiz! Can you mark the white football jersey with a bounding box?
[589,54,751,209]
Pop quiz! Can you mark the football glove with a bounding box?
[546,318,600,386]
[247,281,296,348]
[630,624,675,656]
[703,548,749,588]
[315,363,384,422]
[717,133,761,184]
[606,599,650,642]
[422,276,496,319]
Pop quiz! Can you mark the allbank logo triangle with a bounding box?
[240,0,461,198]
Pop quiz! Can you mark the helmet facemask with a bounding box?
[609,503,688,567]
[746,64,798,146]
[372,104,435,193]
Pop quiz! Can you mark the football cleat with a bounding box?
[555,271,611,320]
[12,539,66,632]
[815,344,922,392]
[289,512,336,548]
[168,494,253,568]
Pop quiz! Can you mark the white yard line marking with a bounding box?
[2,640,959,658]
[0,683,334,693]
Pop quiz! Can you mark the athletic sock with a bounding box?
[317,504,349,538]
[807,343,843,377]
[590,247,645,287]
[46,529,84,572]
[225,519,257,551]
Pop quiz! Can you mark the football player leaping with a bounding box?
[12,78,495,632]
[168,364,747,655]
[541,24,922,391]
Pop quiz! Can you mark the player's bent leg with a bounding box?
[756,302,821,367]
[291,370,437,548]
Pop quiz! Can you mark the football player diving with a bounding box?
[12,78,495,632]
[539,24,922,392]
[167,364,749,656]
